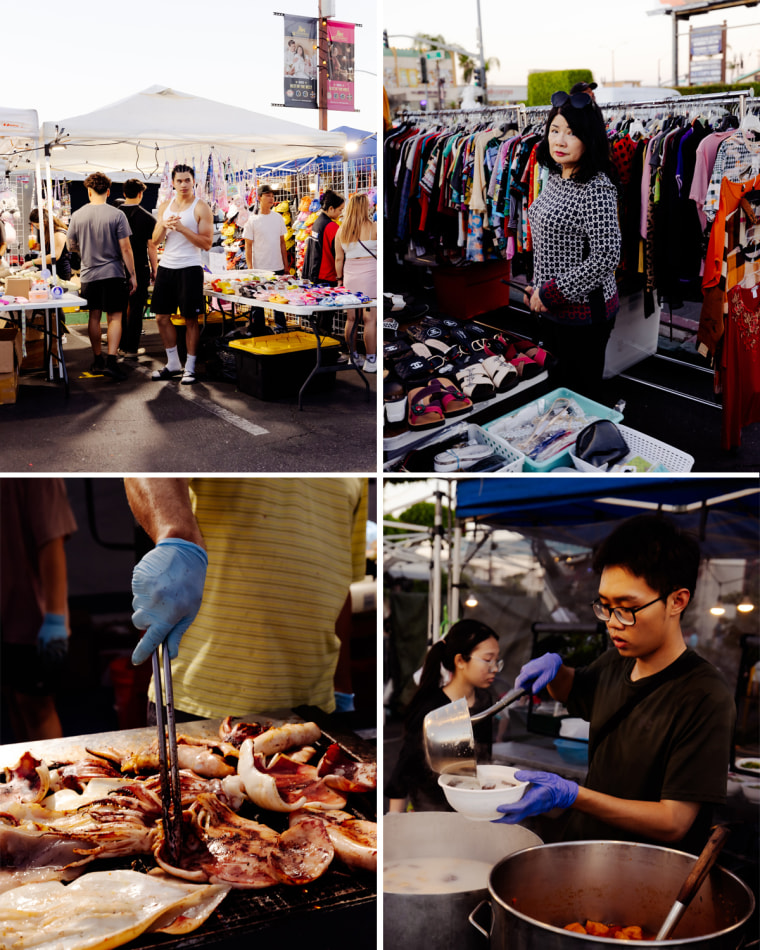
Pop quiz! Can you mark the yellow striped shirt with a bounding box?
[150,478,367,719]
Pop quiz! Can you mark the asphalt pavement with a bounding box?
[0,319,378,473]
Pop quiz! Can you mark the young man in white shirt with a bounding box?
[243,185,289,274]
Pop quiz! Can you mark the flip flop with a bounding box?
[407,385,446,430]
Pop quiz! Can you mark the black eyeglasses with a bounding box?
[551,90,592,109]
[591,596,665,627]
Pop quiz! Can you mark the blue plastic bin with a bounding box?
[483,388,624,472]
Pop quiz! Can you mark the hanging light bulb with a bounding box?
[465,592,478,608]
[709,600,726,617]
[736,595,755,613]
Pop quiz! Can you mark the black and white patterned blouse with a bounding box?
[528,171,621,325]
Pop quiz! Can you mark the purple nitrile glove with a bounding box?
[37,613,68,663]
[131,538,208,665]
[492,770,579,824]
[515,652,563,694]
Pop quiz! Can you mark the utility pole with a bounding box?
[475,0,488,105]
[318,0,328,130]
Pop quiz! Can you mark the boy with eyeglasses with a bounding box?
[496,513,735,855]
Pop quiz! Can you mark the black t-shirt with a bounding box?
[564,648,735,854]
[385,685,495,811]
[121,203,156,274]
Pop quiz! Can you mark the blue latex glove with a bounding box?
[37,613,68,662]
[334,691,356,713]
[493,770,579,824]
[515,652,563,694]
[131,539,208,665]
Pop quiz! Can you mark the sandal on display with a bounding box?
[512,341,558,371]
[407,386,447,430]
[481,354,519,393]
[384,375,408,425]
[503,344,543,379]
[411,341,457,374]
[434,443,495,473]
[426,377,473,417]
[393,352,436,386]
[455,360,496,401]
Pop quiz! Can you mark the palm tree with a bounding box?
[458,54,501,84]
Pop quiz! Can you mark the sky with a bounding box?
[6,0,377,134]
[384,0,760,89]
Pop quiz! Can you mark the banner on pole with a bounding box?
[326,21,355,112]
[283,14,318,109]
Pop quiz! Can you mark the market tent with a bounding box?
[0,107,39,158]
[256,125,376,173]
[40,86,347,177]
[455,477,759,560]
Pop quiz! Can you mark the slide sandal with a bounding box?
[407,385,446,430]
[456,361,496,401]
[481,354,519,393]
[427,378,474,417]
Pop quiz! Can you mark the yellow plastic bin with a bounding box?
[228,331,341,400]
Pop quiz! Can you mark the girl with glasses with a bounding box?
[523,89,621,399]
[386,619,502,813]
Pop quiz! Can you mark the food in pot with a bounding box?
[564,920,653,940]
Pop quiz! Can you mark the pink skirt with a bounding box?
[343,256,376,298]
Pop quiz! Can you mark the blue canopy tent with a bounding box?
[255,125,376,174]
[455,477,759,560]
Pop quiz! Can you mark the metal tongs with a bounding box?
[152,645,182,866]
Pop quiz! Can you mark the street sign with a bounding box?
[426,50,444,59]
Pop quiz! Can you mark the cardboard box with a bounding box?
[0,326,22,404]
[4,276,33,299]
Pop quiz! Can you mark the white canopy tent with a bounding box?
[40,86,348,178]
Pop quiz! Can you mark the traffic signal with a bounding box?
[419,55,428,84]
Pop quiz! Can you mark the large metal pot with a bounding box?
[384,812,542,950]
[470,840,756,949]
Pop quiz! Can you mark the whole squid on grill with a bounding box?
[289,808,377,873]
[237,741,347,812]
[0,754,50,806]
[153,792,334,889]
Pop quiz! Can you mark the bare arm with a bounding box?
[124,478,205,549]
[38,536,68,617]
[387,798,408,813]
[119,237,137,294]
[245,238,253,269]
[334,231,345,281]
[280,235,289,272]
[572,788,700,843]
[152,202,170,245]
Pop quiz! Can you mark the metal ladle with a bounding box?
[423,687,528,777]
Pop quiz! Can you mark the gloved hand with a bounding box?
[131,539,208,665]
[334,692,356,713]
[515,652,563,694]
[493,770,578,823]
[37,613,68,663]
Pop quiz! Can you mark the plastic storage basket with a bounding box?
[570,423,694,472]
[483,388,624,472]
[460,424,525,472]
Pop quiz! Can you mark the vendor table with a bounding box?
[0,708,377,949]
[204,290,376,409]
[0,293,86,397]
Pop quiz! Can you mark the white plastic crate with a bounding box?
[570,423,694,473]
[433,424,525,473]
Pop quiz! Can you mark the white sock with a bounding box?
[185,354,197,373]
[366,354,377,363]
[166,346,182,371]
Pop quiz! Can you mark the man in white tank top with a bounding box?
[150,165,214,384]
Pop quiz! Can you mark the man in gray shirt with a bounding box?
[67,172,137,379]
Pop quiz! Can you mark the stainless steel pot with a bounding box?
[384,812,542,950]
[469,840,756,950]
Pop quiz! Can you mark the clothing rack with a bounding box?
[396,105,522,129]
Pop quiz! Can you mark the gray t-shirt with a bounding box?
[67,203,132,282]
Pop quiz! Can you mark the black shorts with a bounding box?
[1,643,58,695]
[151,265,204,318]
[81,276,128,314]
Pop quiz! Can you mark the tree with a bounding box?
[458,54,501,84]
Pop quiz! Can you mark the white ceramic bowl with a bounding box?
[736,757,760,774]
[742,782,760,804]
[438,765,528,821]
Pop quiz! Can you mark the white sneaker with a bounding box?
[363,357,378,374]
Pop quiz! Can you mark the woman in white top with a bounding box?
[335,193,377,371]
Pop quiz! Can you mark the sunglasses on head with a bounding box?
[551,90,592,109]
